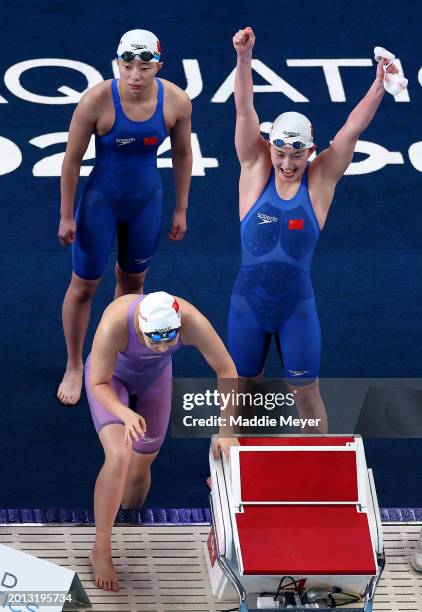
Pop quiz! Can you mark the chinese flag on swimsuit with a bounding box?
[288,218,304,230]
[144,136,158,145]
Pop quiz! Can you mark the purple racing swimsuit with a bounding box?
[85,295,182,453]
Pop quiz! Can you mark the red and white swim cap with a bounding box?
[139,292,181,334]
[117,29,161,62]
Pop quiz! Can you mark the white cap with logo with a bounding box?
[117,29,161,62]
[269,112,314,149]
[139,292,181,334]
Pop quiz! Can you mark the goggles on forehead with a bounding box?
[272,138,309,150]
[144,328,180,342]
[118,50,158,62]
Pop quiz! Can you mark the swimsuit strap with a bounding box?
[127,295,145,342]
[111,79,124,114]
[302,162,310,188]
[155,78,164,108]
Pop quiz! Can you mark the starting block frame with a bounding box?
[206,435,385,611]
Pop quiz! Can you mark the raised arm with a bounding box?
[233,27,268,167]
[58,88,99,246]
[313,58,399,184]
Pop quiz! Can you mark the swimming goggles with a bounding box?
[145,328,180,342]
[272,139,308,150]
[118,51,158,62]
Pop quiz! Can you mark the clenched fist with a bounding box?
[233,26,255,55]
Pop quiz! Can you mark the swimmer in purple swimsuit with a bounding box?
[86,291,237,591]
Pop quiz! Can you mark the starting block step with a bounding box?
[208,435,384,611]
[237,505,376,575]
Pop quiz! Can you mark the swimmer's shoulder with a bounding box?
[170,296,196,346]
[172,296,194,318]
[97,294,139,347]
[174,296,211,331]
[159,78,192,116]
[77,79,114,115]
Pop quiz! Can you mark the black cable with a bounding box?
[327,587,361,607]
[274,575,299,602]
[332,594,361,607]
[328,593,337,607]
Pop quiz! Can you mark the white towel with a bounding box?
[373,46,408,95]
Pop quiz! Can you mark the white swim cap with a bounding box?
[139,292,181,334]
[269,112,314,149]
[117,29,161,62]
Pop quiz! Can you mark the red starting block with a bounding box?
[206,435,385,611]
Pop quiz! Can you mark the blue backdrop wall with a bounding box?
[0,0,421,509]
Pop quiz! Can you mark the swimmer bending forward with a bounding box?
[86,292,238,591]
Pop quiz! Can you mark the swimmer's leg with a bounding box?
[58,190,116,405]
[114,189,163,299]
[206,297,268,489]
[92,424,132,592]
[286,379,328,434]
[227,294,271,378]
[86,366,131,591]
[114,264,147,300]
[58,272,101,405]
[121,450,159,509]
[227,293,271,425]
[121,362,172,508]
[278,298,327,433]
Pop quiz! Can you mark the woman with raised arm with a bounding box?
[228,27,399,430]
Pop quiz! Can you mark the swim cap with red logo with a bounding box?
[117,29,161,62]
[139,292,181,334]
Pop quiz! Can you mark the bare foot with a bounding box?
[89,546,119,591]
[57,367,83,405]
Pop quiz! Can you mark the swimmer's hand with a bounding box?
[376,57,399,82]
[168,210,187,241]
[212,436,240,459]
[58,217,76,246]
[123,409,147,446]
[233,27,255,54]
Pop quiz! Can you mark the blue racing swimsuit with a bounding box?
[72,78,168,280]
[228,165,321,383]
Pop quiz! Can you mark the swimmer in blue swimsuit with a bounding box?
[57,29,192,405]
[229,27,399,429]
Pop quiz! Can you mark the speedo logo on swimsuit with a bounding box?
[134,256,152,264]
[141,435,162,444]
[289,369,309,377]
[257,212,279,224]
[116,137,136,146]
